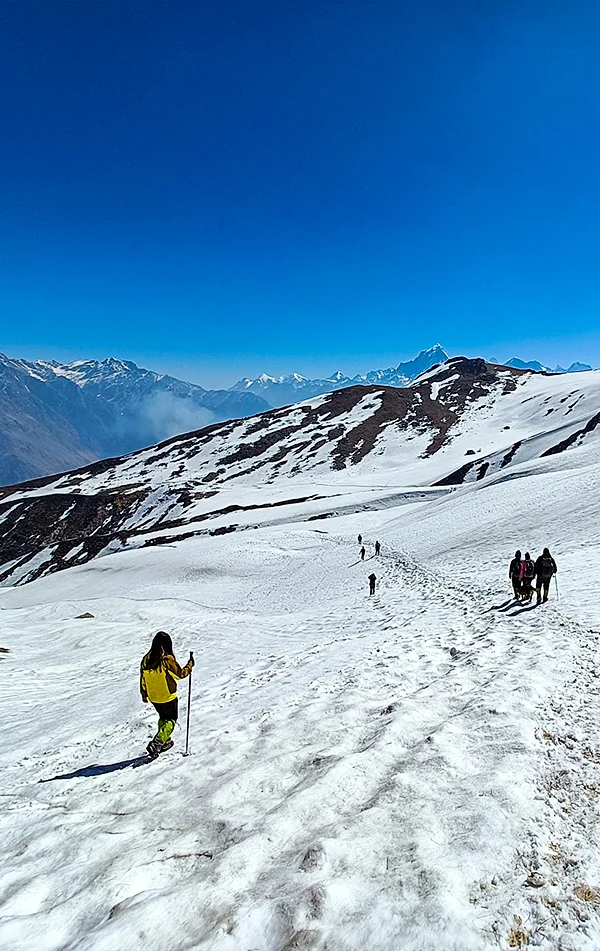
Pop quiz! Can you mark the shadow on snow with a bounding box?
[489,598,518,611]
[39,756,149,782]
[508,604,539,617]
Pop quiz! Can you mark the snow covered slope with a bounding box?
[3,350,600,947]
[3,438,600,948]
[3,357,600,588]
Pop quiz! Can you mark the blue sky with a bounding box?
[2,1,600,386]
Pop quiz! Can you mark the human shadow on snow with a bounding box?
[39,756,149,782]
[507,604,539,617]
[347,555,377,568]
[489,598,518,611]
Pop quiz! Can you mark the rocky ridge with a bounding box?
[4,356,600,586]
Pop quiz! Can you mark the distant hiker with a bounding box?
[140,631,194,759]
[534,548,558,605]
[520,552,535,603]
[369,573,376,595]
[375,541,381,556]
[509,550,522,599]
[358,534,362,545]
[360,546,366,561]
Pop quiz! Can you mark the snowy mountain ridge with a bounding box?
[3,356,600,588]
[232,346,594,409]
[504,356,592,374]
[1,346,594,486]
[231,345,450,407]
[0,353,270,486]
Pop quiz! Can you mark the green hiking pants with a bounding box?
[156,718,176,743]
[151,698,178,744]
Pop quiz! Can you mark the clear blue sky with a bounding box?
[2,1,600,386]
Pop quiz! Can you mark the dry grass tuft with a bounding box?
[574,882,600,904]
[507,915,529,947]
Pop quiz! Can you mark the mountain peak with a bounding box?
[505,357,548,373]
[567,362,593,373]
[229,346,450,409]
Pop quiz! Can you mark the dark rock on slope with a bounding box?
[0,357,530,584]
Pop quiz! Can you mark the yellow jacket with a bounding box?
[140,652,193,704]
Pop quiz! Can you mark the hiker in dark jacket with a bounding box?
[369,573,376,595]
[357,534,362,545]
[360,546,366,561]
[509,550,522,599]
[375,541,381,556]
[534,548,558,605]
[519,552,535,603]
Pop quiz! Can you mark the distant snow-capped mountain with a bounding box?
[231,345,449,408]
[505,357,592,374]
[0,354,269,486]
[231,346,594,410]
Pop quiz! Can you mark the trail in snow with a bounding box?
[1,529,600,950]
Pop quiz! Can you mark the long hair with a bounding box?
[146,631,173,670]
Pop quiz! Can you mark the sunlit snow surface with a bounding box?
[3,375,600,948]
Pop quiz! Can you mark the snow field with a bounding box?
[2,504,600,950]
[387,437,600,629]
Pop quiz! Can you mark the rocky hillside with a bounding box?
[3,356,600,586]
[0,354,269,485]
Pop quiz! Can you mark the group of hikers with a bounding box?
[139,538,560,759]
[508,548,558,605]
[357,534,381,594]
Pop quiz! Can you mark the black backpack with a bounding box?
[540,556,554,580]
[523,559,535,579]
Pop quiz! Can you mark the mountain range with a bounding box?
[503,357,592,374]
[0,354,269,485]
[232,348,593,408]
[2,354,600,586]
[0,345,595,486]
[0,346,451,485]
[231,344,452,407]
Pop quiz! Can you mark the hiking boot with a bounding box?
[147,737,162,760]
[159,739,174,754]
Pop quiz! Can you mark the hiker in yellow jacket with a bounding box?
[140,631,194,759]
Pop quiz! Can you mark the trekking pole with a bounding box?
[554,575,559,600]
[184,651,193,756]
